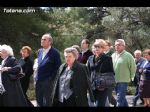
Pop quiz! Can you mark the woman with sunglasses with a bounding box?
[87,39,114,107]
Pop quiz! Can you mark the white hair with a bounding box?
[0,44,14,56]
[64,47,79,59]
[42,33,53,44]
[0,45,2,51]
[134,50,142,55]
[115,39,126,46]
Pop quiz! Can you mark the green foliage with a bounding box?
[102,7,150,53]
[27,85,35,100]
[3,7,150,102]
[27,77,36,100]
[0,7,51,58]
[1,7,150,58]
[127,86,136,95]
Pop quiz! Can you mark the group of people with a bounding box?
[132,49,150,107]
[0,33,150,107]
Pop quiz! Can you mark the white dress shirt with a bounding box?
[42,46,51,60]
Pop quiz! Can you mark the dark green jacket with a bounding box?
[105,49,114,56]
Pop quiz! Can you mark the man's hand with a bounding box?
[1,67,11,72]
[143,69,147,73]
[139,69,143,73]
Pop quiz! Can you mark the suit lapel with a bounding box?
[38,48,52,66]
[38,49,43,65]
[42,51,49,61]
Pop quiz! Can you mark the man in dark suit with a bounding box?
[0,46,3,106]
[78,38,93,64]
[35,33,61,106]
[0,46,2,63]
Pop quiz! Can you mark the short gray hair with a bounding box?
[72,45,81,53]
[0,44,14,56]
[134,50,142,55]
[115,39,126,46]
[64,47,78,59]
[42,33,53,44]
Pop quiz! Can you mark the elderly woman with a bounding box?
[139,49,150,107]
[87,39,115,107]
[0,44,28,106]
[51,47,95,106]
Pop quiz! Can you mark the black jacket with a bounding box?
[87,54,114,90]
[87,54,114,75]
[77,49,93,64]
[19,56,33,93]
[51,60,95,106]
[0,56,28,106]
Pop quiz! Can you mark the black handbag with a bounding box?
[93,58,116,90]
[94,72,116,90]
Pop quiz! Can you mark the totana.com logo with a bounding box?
[3,8,36,13]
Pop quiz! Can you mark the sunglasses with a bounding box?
[94,45,103,48]
[114,44,124,47]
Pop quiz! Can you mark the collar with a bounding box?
[135,57,142,62]
[43,46,51,53]
[81,49,89,54]
[3,56,8,62]
[23,56,30,61]
[1,56,9,66]
[69,60,79,70]
[94,53,105,62]
[104,48,112,54]
[116,50,125,56]
[104,50,109,54]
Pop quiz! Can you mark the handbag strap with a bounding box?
[91,55,107,83]
[94,55,114,76]
[92,56,107,82]
[94,56,106,74]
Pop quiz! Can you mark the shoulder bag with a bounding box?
[94,60,116,90]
